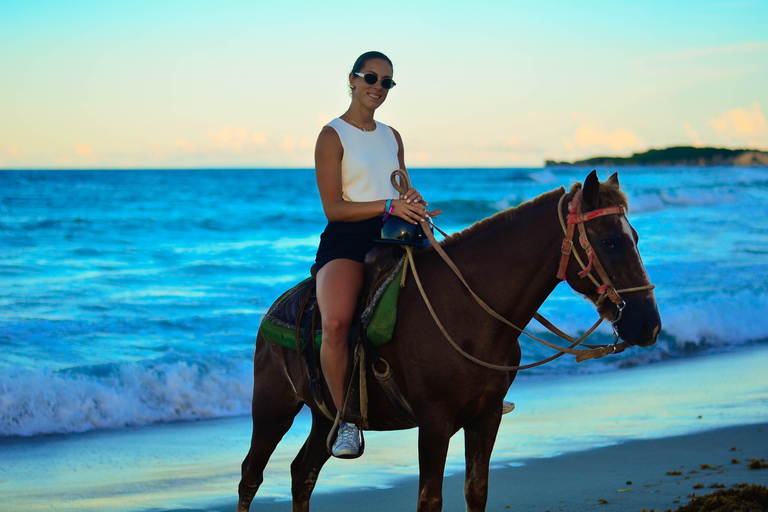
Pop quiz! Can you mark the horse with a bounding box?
[237,170,662,512]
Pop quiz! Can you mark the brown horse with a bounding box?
[237,171,661,512]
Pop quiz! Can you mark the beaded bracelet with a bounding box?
[383,199,394,221]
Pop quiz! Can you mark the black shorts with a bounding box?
[314,216,384,272]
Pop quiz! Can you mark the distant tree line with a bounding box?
[546,146,768,167]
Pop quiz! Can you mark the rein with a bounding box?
[391,170,655,371]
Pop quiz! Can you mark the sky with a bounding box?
[1,0,767,169]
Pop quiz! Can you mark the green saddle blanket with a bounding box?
[259,256,405,350]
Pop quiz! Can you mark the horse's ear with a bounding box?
[582,170,600,210]
[607,172,619,187]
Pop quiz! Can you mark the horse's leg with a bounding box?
[463,408,502,512]
[237,399,302,511]
[289,409,334,512]
[237,346,303,512]
[416,423,452,512]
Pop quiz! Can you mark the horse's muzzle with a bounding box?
[615,298,661,348]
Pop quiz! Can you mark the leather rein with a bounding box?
[392,170,655,371]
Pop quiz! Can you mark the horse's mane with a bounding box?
[586,179,629,211]
[440,179,628,249]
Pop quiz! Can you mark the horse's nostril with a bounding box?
[641,322,661,346]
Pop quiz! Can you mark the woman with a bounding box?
[314,51,429,458]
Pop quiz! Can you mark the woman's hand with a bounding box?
[392,194,430,225]
[400,187,427,206]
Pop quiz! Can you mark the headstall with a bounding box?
[556,189,655,324]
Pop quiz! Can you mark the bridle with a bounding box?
[556,189,656,332]
[393,171,656,371]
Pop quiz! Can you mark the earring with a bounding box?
[351,85,356,90]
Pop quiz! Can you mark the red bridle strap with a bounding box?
[556,190,626,307]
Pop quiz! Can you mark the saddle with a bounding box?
[260,171,438,455]
[259,244,418,444]
[260,243,406,352]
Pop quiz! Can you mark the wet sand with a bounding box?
[3,346,768,512]
[248,422,768,512]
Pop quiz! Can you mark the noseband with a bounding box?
[556,189,655,334]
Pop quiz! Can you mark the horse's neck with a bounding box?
[443,198,564,325]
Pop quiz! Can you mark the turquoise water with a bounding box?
[1,167,768,437]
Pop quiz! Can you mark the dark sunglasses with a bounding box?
[354,72,396,89]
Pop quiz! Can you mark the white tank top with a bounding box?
[326,117,401,202]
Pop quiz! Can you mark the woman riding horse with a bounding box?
[237,170,661,512]
[313,51,429,458]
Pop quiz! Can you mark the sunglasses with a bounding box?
[354,72,396,89]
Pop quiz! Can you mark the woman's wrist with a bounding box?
[382,199,395,220]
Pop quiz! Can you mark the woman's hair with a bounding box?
[351,51,393,73]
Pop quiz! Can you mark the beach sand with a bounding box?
[247,422,768,512]
[3,346,768,512]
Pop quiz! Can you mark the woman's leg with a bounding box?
[315,258,365,412]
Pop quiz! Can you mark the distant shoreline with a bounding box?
[546,145,768,167]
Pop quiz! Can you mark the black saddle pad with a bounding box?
[267,277,316,330]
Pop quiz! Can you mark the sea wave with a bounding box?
[529,290,768,347]
[628,187,740,214]
[496,289,768,377]
[2,168,767,439]
[434,184,745,219]
[3,289,768,437]
[0,351,253,437]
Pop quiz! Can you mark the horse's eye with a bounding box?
[601,239,616,249]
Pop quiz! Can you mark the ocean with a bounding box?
[1,166,768,510]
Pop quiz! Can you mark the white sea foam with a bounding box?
[660,292,768,346]
[0,354,254,437]
[3,290,767,437]
[628,188,740,214]
[660,188,738,207]
[513,291,768,374]
[627,193,666,213]
[528,170,558,184]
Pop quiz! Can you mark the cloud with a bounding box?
[569,125,644,153]
[0,145,26,166]
[74,143,94,156]
[473,137,525,152]
[205,126,269,150]
[207,126,252,149]
[280,137,311,151]
[174,139,196,151]
[684,123,705,148]
[707,102,768,139]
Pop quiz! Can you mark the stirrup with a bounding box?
[327,412,365,459]
[331,422,361,459]
[502,401,515,415]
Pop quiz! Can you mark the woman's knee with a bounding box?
[322,316,352,342]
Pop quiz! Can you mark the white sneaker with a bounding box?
[332,422,361,458]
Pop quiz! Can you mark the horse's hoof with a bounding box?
[502,401,515,415]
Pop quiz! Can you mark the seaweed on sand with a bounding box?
[642,485,768,512]
[675,484,768,512]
